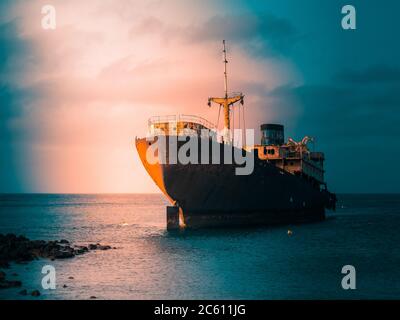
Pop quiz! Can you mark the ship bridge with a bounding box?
[247,125,327,188]
[148,115,217,138]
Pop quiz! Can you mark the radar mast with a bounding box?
[208,40,244,143]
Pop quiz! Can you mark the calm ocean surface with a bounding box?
[0,193,399,300]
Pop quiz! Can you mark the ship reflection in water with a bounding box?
[0,193,400,300]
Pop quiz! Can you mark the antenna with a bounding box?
[223,40,228,99]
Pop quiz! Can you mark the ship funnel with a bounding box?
[261,124,284,146]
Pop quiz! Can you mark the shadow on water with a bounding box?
[164,216,333,239]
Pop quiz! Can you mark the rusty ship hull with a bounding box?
[136,137,332,229]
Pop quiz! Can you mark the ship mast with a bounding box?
[223,39,228,99]
[208,40,244,144]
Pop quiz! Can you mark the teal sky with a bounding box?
[216,0,400,193]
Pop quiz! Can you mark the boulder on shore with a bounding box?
[1,234,116,290]
[31,290,41,297]
[0,279,22,289]
[0,233,115,267]
[19,289,28,296]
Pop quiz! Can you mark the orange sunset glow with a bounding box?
[7,0,299,193]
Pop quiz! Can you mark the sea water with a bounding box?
[0,194,399,300]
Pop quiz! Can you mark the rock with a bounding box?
[31,290,41,297]
[88,243,113,250]
[68,276,74,279]
[45,242,59,252]
[97,245,112,251]
[74,249,85,255]
[63,284,68,288]
[0,280,22,289]
[31,240,46,249]
[0,233,113,266]
[5,233,17,241]
[90,296,97,299]
[19,289,28,296]
[88,244,97,250]
[74,245,89,255]
[13,280,22,287]
[53,250,75,259]
[17,235,28,242]
[74,245,88,252]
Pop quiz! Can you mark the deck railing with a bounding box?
[148,115,216,130]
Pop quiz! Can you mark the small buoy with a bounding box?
[31,290,41,297]
[287,230,293,236]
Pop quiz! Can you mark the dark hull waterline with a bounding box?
[136,137,334,229]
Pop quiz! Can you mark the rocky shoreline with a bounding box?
[0,233,115,293]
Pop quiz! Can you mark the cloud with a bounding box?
[0,18,43,142]
[269,81,400,143]
[2,0,400,193]
[0,19,38,85]
[336,65,400,84]
[0,0,295,193]
[267,76,400,193]
[0,18,39,192]
[130,12,299,57]
[188,13,297,50]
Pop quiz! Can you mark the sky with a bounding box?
[1,0,400,193]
